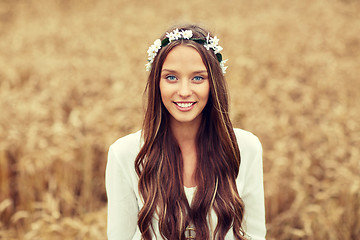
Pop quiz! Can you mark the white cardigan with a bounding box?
[106,128,266,239]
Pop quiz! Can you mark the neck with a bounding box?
[170,115,202,188]
[170,116,201,144]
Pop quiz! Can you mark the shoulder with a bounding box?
[233,128,262,154]
[233,128,264,197]
[108,130,143,165]
[110,130,142,151]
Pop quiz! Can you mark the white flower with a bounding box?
[153,39,161,49]
[204,44,210,50]
[181,30,193,39]
[213,45,223,54]
[147,56,154,64]
[147,39,162,58]
[204,34,223,54]
[146,38,162,68]
[147,47,156,58]
[220,59,228,74]
[166,31,176,41]
[145,62,152,72]
[206,33,210,44]
[173,28,182,39]
[210,36,219,46]
[166,28,182,42]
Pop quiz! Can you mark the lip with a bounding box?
[173,101,196,111]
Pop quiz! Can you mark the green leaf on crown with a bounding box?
[161,38,170,47]
[216,53,222,62]
[192,38,206,45]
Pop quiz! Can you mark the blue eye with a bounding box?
[193,76,204,81]
[166,75,177,81]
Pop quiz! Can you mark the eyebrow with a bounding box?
[161,69,208,74]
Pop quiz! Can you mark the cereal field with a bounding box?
[0,0,359,239]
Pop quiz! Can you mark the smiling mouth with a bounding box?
[175,102,196,108]
[174,102,196,110]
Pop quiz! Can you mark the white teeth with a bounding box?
[176,102,193,108]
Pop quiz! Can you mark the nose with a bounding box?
[178,80,192,98]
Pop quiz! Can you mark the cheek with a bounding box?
[203,83,210,101]
[159,81,171,103]
[159,80,166,98]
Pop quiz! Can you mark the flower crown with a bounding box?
[145,28,228,74]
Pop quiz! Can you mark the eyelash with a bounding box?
[165,75,205,82]
[166,75,177,81]
[193,76,204,81]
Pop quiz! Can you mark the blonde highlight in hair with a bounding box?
[135,24,246,240]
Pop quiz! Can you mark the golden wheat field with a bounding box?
[0,0,359,239]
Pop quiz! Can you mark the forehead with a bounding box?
[162,45,207,71]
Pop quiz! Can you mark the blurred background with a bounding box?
[0,0,359,239]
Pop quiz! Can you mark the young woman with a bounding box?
[106,24,266,240]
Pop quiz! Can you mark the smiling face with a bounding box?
[160,45,210,128]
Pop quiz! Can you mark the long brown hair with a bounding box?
[135,24,246,240]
